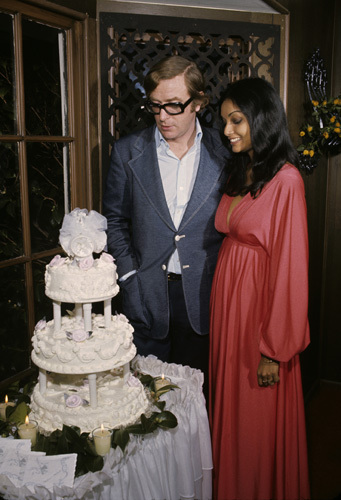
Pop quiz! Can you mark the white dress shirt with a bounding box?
[119,120,202,281]
[156,119,202,274]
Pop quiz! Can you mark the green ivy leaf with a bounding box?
[154,383,179,397]
[154,400,166,411]
[124,423,145,434]
[113,428,130,451]
[76,453,103,476]
[7,401,28,425]
[138,374,154,387]
[153,411,178,429]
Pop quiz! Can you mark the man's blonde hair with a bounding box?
[144,56,209,110]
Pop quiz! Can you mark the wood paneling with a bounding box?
[320,3,341,382]
[278,0,338,392]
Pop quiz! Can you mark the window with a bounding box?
[0,1,95,388]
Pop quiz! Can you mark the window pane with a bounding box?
[0,12,16,135]
[0,265,29,382]
[0,143,22,260]
[27,142,69,253]
[22,19,68,136]
[33,257,53,322]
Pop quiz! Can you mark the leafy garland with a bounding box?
[0,372,178,477]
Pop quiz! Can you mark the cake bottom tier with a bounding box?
[29,371,149,435]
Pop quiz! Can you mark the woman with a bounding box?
[209,78,311,500]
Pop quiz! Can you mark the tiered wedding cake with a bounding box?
[30,208,148,435]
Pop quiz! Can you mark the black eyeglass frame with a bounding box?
[143,97,194,115]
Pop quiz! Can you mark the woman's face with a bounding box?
[221,99,253,159]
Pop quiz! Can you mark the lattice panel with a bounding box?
[100,13,280,152]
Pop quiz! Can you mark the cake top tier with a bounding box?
[59,208,107,259]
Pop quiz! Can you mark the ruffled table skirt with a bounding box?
[0,355,213,500]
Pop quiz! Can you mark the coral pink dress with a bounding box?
[209,164,311,500]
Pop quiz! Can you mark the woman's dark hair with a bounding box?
[221,77,299,198]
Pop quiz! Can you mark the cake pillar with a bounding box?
[53,301,62,331]
[88,373,97,408]
[39,369,47,394]
[104,299,112,328]
[123,363,130,383]
[74,303,82,321]
[83,303,92,332]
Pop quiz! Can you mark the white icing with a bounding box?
[45,257,119,303]
[29,372,149,434]
[31,314,137,374]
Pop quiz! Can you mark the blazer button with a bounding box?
[175,234,185,242]
[161,264,167,271]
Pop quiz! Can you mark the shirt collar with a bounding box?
[155,118,203,151]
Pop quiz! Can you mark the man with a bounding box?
[103,56,229,384]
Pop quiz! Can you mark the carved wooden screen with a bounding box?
[100,12,281,165]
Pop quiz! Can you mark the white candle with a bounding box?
[154,373,171,391]
[18,416,38,446]
[0,395,15,420]
[93,424,112,456]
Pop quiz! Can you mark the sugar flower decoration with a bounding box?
[35,318,47,331]
[99,252,114,263]
[78,256,94,270]
[66,329,92,342]
[64,394,89,407]
[49,255,66,267]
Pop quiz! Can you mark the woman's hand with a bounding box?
[257,355,280,387]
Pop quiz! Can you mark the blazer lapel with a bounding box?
[128,127,176,230]
[179,132,226,230]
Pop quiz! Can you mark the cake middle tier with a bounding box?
[31,313,136,374]
[29,371,149,434]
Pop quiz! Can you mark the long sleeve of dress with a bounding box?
[259,166,310,362]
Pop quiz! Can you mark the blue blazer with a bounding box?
[103,124,229,339]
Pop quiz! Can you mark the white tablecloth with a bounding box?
[0,356,213,500]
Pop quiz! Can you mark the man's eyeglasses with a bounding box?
[143,97,193,115]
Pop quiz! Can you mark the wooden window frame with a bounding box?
[0,0,98,390]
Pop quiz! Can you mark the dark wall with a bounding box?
[48,0,97,17]
[320,6,341,383]
[280,0,340,390]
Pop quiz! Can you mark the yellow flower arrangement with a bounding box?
[297,95,341,172]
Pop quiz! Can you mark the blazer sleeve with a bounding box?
[103,141,151,329]
[259,168,310,362]
[103,140,138,277]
